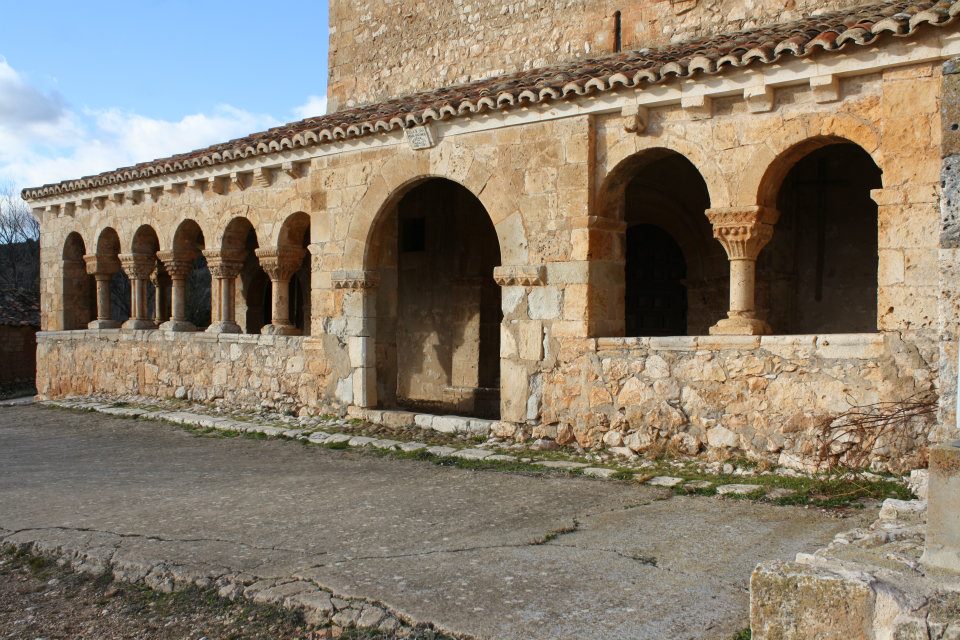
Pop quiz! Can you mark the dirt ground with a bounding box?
[0,548,317,640]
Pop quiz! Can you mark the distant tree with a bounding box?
[0,183,40,295]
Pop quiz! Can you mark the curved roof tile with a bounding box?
[22,0,960,201]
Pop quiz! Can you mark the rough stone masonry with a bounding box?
[22,1,960,471]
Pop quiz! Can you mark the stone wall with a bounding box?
[0,325,37,385]
[327,0,857,110]
[36,330,339,415]
[537,333,935,473]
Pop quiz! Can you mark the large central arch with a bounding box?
[366,176,503,418]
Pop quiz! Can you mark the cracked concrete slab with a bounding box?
[0,406,872,639]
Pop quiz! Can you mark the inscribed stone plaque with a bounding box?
[405,125,436,150]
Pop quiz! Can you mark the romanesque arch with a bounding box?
[363,177,503,418]
[160,219,210,331]
[343,157,529,271]
[92,227,129,325]
[755,139,883,333]
[256,211,311,335]
[210,216,266,334]
[595,148,725,336]
[61,232,94,330]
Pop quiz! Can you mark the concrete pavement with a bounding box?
[0,405,871,639]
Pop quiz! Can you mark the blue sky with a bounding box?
[0,0,329,192]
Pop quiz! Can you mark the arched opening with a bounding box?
[171,220,211,329]
[61,233,95,330]
[128,225,161,329]
[274,211,311,335]
[219,217,265,335]
[760,142,882,334]
[369,178,502,418]
[613,149,725,336]
[96,228,130,324]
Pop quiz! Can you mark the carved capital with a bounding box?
[493,265,546,287]
[118,253,157,280]
[706,206,780,260]
[83,253,120,277]
[255,246,306,282]
[202,249,245,279]
[331,269,379,289]
[157,251,194,279]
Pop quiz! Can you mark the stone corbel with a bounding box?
[811,74,840,103]
[331,269,379,289]
[253,167,273,188]
[94,196,107,210]
[744,85,774,113]
[190,178,209,194]
[112,192,125,205]
[681,94,712,120]
[622,104,649,134]
[127,190,143,205]
[282,161,307,180]
[148,187,163,202]
[78,199,91,212]
[229,172,250,192]
[493,265,546,287]
[63,202,76,217]
[209,176,227,195]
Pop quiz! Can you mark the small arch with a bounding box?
[758,141,883,333]
[131,224,160,256]
[61,232,95,330]
[95,227,130,323]
[277,211,311,334]
[596,148,726,337]
[172,219,211,329]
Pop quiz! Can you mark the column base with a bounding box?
[122,318,158,330]
[708,315,771,336]
[206,321,242,334]
[87,319,121,330]
[261,323,301,336]
[159,319,197,333]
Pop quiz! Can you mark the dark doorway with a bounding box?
[625,224,688,337]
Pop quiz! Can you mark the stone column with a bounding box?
[84,253,122,329]
[255,247,306,335]
[706,206,779,336]
[150,261,171,326]
[118,253,158,330]
[157,251,197,332]
[922,440,960,573]
[203,250,245,334]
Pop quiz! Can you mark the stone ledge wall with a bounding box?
[538,333,937,472]
[35,331,341,415]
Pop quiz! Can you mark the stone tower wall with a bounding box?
[327,0,857,110]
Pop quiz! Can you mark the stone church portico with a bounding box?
[24,0,960,472]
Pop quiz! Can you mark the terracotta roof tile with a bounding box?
[22,0,960,200]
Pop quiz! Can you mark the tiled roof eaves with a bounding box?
[21,0,960,201]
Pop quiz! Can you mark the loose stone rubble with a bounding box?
[751,488,960,639]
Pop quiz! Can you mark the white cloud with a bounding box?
[0,57,330,194]
[292,95,328,119]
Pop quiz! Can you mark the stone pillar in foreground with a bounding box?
[203,250,245,334]
[84,253,121,329]
[707,206,779,336]
[255,247,306,335]
[118,253,157,330]
[922,440,960,573]
[157,251,197,332]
